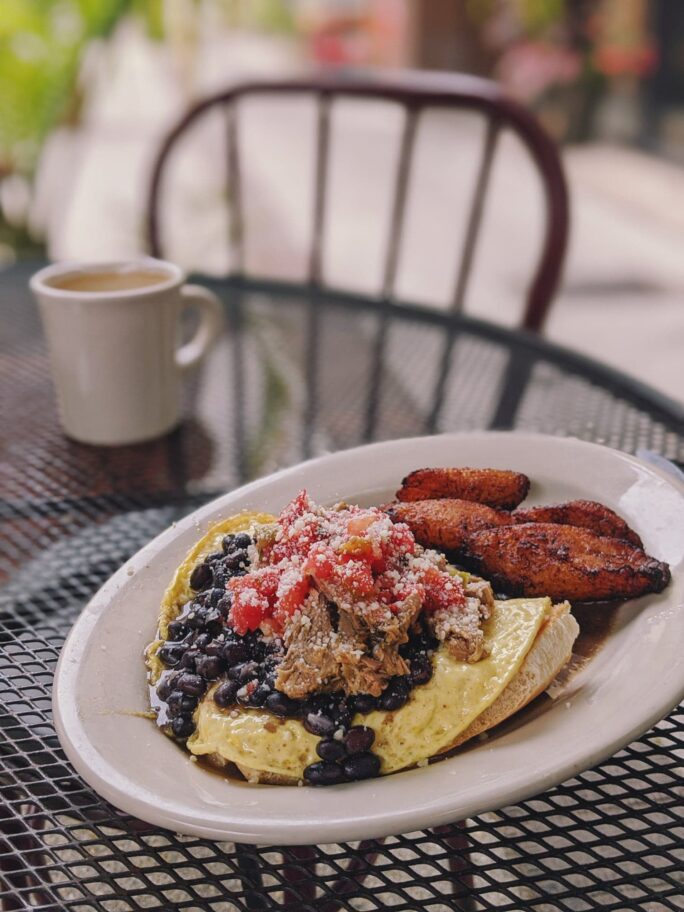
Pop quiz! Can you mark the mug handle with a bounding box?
[175,284,222,371]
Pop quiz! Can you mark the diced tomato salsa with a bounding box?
[228,490,465,635]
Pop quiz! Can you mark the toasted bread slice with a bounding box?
[446,601,577,750]
[213,602,578,785]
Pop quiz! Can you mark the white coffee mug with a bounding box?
[30,258,222,445]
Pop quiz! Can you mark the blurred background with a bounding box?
[1,0,682,400]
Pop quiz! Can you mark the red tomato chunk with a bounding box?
[228,490,464,635]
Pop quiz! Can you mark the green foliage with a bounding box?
[250,0,296,34]
[131,0,166,40]
[467,0,566,36]
[516,0,565,33]
[0,0,165,174]
[216,0,296,33]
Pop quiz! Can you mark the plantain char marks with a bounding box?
[386,499,513,553]
[463,523,670,602]
[513,499,642,548]
[397,467,530,509]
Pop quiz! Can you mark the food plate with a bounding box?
[53,432,684,844]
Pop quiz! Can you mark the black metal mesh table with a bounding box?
[2,259,683,911]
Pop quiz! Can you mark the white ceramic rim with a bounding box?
[29,257,184,301]
[52,432,684,844]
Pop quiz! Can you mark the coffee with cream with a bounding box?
[48,270,169,293]
[30,257,222,444]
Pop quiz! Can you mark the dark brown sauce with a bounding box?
[148,682,253,784]
[196,754,250,783]
[568,601,621,665]
[148,679,172,726]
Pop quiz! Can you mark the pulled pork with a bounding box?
[275,590,422,699]
[425,575,494,662]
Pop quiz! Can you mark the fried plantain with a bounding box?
[513,499,642,548]
[386,498,513,553]
[463,523,670,602]
[397,467,530,509]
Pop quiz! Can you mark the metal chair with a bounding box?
[143,73,571,910]
[146,71,569,332]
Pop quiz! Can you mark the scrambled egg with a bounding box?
[146,511,275,684]
[148,512,550,780]
[188,598,549,778]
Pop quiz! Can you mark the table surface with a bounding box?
[1,259,683,912]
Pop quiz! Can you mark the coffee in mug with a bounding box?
[47,269,170,293]
[30,258,222,445]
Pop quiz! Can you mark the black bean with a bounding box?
[264,692,300,718]
[185,608,207,630]
[166,619,188,641]
[213,680,239,708]
[224,549,249,571]
[202,587,225,607]
[248,682,271,707]
[344,726,375,755]
[171,716,195,738]
[379,677,410,711]
[326,694,346,714]
[230,661,260,683]
[222,534,235,552]
[246,635,268,662]
[306,692,343,716]
[189,563,212,591]
[206,551,225,563]
[166,691,198,717]
[165,690,183,715]
[195,655,224,679]
[217,595,232,616]
[352,694,378,715]
[410,654,433,686]
[263,637,284,657]
[334,708,353,731]
[263,661,277,680]
[303,761,346,786]
[316,738,346,762]
[423,634,438,651]
[194,632,212,649]
[342,752,380,781]
[181,693,199,713]
[222,641,250,665]
[204,638,224,657]
[211,565,230,588]
[176,673,206,696]
[155,672,179,702]
[303,712,337,738]
[178,648,198,671]
[203,608,223,628]
[234,533,252,550]
[236,683,257,706]
[157,643,186,667]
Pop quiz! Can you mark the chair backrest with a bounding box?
[146,71,569,332]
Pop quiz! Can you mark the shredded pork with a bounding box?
[425,576,494,662]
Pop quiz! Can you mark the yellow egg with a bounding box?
[147,513,551,781]
[366,598,548,771]
[146,511,274,684]
[187,598,549,779]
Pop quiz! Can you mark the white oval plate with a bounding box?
[53,432,684,845]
